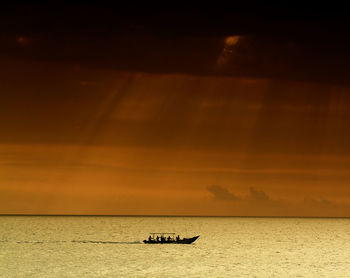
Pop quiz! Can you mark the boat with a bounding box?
[143,233,199,244]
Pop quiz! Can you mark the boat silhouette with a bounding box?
[143,233,199,244]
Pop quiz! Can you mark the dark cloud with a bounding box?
[1,3,350,83]
[207,185,271,203]
[2,2,349,37]
[303,197,336,208]
[206,185,240,201]
[207,185,348,216]
[248,187,270,202]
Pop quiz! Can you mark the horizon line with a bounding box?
[1,214,350,219]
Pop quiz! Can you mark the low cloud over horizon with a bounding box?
[207,185,347,217]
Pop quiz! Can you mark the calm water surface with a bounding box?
[1,216,350,277]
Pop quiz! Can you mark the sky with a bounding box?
[1,3,350,216]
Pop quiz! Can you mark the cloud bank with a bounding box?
[206,185,347,217]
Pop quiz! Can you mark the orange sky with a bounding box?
[1,61,350,216]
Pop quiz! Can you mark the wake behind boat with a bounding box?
[143,233,199,244]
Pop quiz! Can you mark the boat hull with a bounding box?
[143,235,199,244]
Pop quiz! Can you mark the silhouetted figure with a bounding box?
[156,236,159,242]
[176,235,180,241]
[148,235,152,241]
[167,236,171,241]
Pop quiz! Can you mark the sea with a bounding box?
[1,216,350,277]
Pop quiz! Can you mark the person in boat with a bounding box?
[156,236,159,242]
[148,235,152,242]
[167,236,171,242]
[176,235,180,241]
